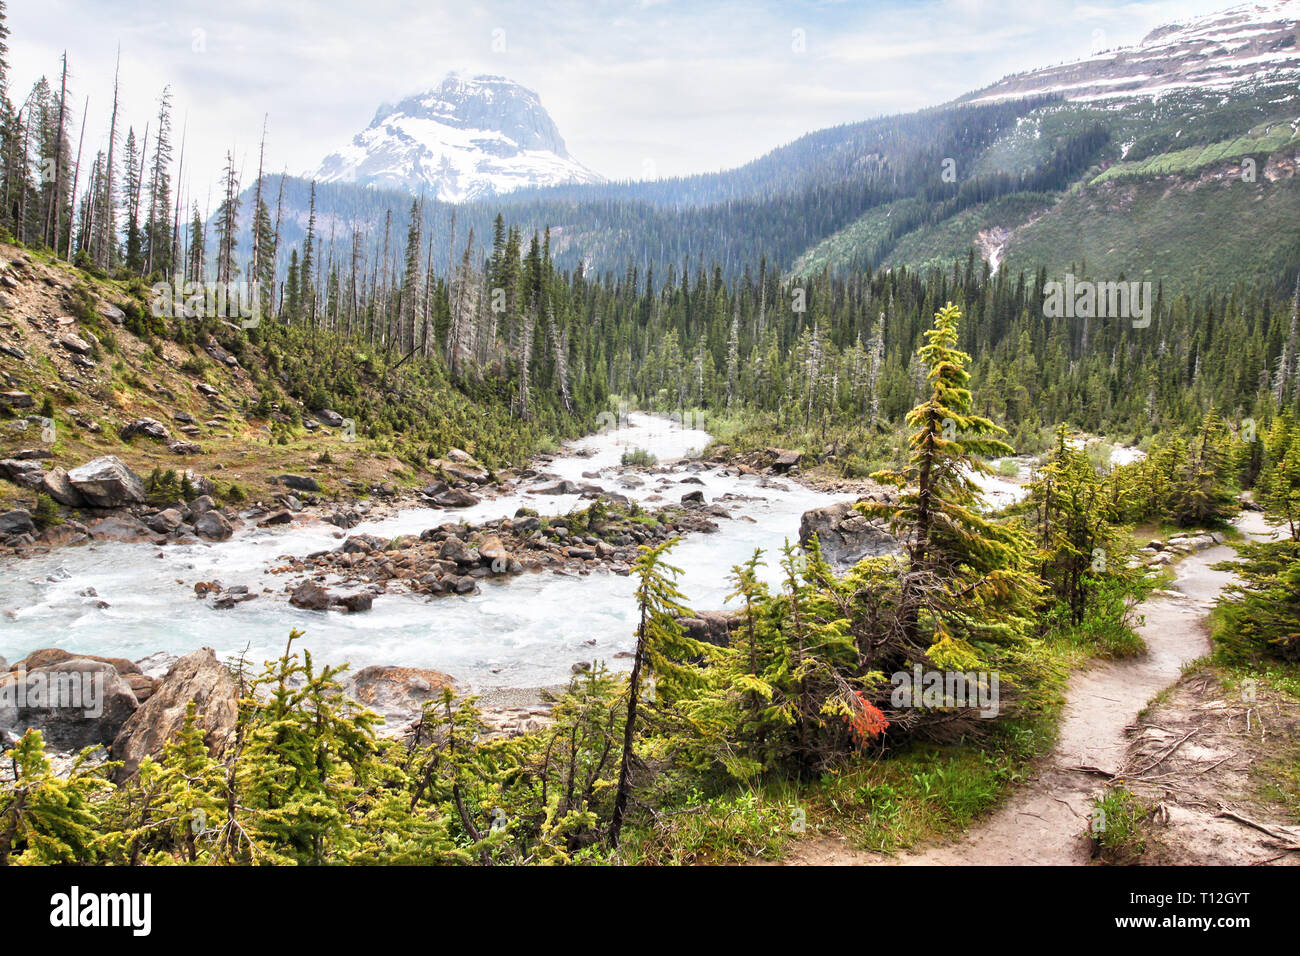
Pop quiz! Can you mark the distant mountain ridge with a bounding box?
[312,72,603,202]
[965,0,1300,104]
[242,1,1300,295]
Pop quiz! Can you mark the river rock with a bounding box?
[0,658,140,751]
[290,580,332,610]
[799,499,897,571]
[109,647,239,782]
[86,514,156,543]
[434,459,489,484]
[332,592,373,613]
[146,508,186,534]
[67,456,146,507]
[769,449,802,472]
[194,510,233,540]
[537,480,581,495]
[433,488,480,508]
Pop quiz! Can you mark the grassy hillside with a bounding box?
[999,165,1300,290]
[0,245,565,515]
[789,82,1300,291]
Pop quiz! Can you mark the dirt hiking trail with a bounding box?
[779,513,1275,866]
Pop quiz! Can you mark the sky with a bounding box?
[8,0,1237,206]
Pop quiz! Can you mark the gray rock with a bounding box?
[145,508,185,534]
[678,610,739,648]
[57,332,93,355]
[0,458,44,488]
[432,488,480,508]
[67,456,146,507]
[332,592,373,613]
[120,417,171,442]
[194,510,233,541]
[109,648,238,782]
[315,408,345,427]
[0,509,36,535]
[799,499,898,571]
[1,658,139,752]
[37,468,83,512]
[277,473,321,492]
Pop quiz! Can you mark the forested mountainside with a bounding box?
[235,8,1300,294]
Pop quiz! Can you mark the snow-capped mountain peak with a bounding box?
[967,0,1300,104]
[314,72,603,202]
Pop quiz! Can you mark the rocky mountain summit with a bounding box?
[313,71,603,201]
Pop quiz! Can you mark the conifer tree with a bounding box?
[863,302,1038,657]
[609,538,709,845]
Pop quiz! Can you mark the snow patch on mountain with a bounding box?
[313,72,603,202]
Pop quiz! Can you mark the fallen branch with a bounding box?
[1215,807,1300,846]
[1131,729,1197,776]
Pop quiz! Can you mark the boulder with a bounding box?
[109,648,239,782]
[677,610,740,648]
[341,665,455,732]
[432,488,480,508]
[57,332,93,355]
[120,417,171,441]
[418,480,450,499]
[769,449,802,472]
[536,480,581,495]
[277,473,321,492]
[332,592,374,613]
[0,658,140,751]
[0,391,34,408]
[193,510,233,541]
[315,408,345,427]
[478,535,511,567]
[67,456,146,507]
[799,500,898,571]
[434,459,489,484]
[100,303,126,324]
[39,467,85,506]
[0,509,35,535]
[290,580,332,610]
[342,533,387,553]
[146,508,186,534]
[0,458,44,488]
[11,648,141,675]
[681,490,706,505]
[86,514,157,543]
